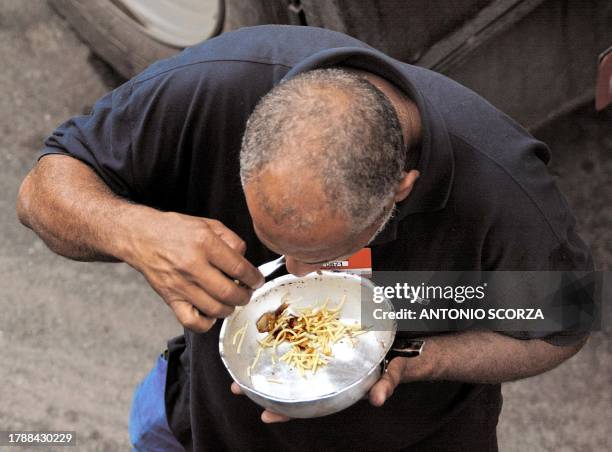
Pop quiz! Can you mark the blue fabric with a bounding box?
[129,355,184,451]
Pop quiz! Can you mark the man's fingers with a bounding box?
[176,282,236,318]
[369,358,405,407]
[261,411,291,424]
[191,265,254,307]
[206,237,264,289]
[230,382,291,423]
[206,219,248,255]
[170,300,217,333]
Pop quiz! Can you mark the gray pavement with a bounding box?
[0,1,609,450]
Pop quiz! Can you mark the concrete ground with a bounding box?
[0,1,609,450]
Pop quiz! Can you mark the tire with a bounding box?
[49,0,224,79]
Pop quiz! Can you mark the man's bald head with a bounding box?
[240,68,406,234]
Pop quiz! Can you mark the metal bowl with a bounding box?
[219,271,396,418]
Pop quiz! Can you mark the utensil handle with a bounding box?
[258,255,286,280]
[382,337,425,373]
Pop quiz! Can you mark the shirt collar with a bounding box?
[283,47,455,245]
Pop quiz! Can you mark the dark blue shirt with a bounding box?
[42,25,591,452]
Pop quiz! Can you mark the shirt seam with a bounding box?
[134,58,294,85]
[449,132,564,245]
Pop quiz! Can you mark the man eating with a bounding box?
[17,25,591,451]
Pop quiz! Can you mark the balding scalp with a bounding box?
[240,68,405,231]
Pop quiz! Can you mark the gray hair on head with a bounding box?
[240,68,406,233]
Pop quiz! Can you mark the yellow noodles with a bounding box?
[249,295,363,377]
[233,321,248,355]
[251,347,263,370]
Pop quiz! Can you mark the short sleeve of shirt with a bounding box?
[41,80,136,199]
[39,47,291,212]
[39,68,210,207]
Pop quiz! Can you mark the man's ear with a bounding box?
[394,170,420,202]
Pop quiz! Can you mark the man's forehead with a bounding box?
[251,213,352,256]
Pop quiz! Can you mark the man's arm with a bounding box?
[18,155,140,262]
[369,330,587,406]
[17,155,264,332]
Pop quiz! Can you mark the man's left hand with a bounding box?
[368,354,435,406]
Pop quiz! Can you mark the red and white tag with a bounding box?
[320,248,372,278]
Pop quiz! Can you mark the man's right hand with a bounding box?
[127,213,265,333]
[17,155,264,334]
